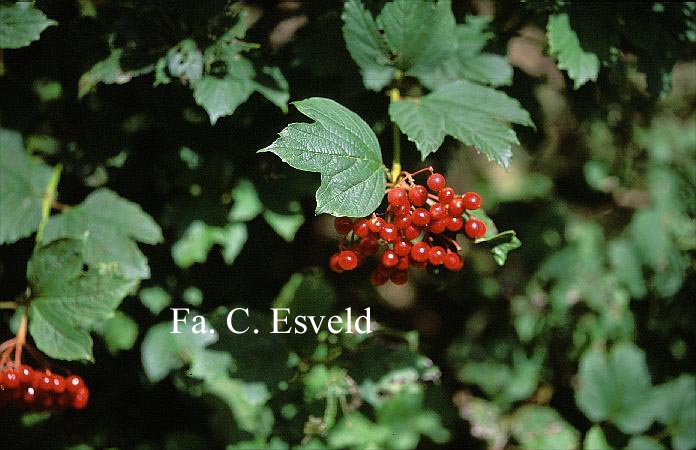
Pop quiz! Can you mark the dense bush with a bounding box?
[1,1,694,449]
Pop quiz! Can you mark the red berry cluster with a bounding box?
[0,365,89,410]
[330,170,487,285]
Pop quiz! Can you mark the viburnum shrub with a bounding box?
[329,169,488,285]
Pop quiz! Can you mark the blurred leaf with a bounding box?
[0,2,56,49]
[260,98,386,217]
[479,231,522,265]
[205,377,274,439]
[0,128,53,244]
[624,436,666,450]
[252,66,290,113]
[389,80,533,165]
[78,50,154,98]
[652,375,696,450]
[27,239,137,361]
[100,311,139,353]
[456,394,508,450]
[341,0,394,91]
[193,73,254,125]
[141,318,220,383]
[44,188,163,280]
[172,221,248,268]
[263,210,305,242]
[583,425,612,450]
[511,405,579,450]
[183,286,203,306]
[547,13,600,89]
[139,286,172,315]
[575,342,656,434]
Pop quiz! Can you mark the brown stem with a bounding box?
[14,313,28,365]
[0,301,17,309]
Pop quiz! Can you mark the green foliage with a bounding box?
[27,239,137,360]
[43,188,163,280]
[0,2,56,49]
[547,13,600,89]
[389,80,533,164]
[260,98,386,217]
[0,128,53,244]
[1,1,694,449]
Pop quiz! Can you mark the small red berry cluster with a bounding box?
[0,365,89,410]
[329,170,487,285]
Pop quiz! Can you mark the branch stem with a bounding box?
[389,88,402,184]
[0,301,17,309]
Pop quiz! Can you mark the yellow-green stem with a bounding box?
[34,163,62,248]
[389,87,402,184]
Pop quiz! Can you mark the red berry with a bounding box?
[410,242,430,262]
[444,253,463,271]
[393,202,410,216]
[403,225,421,240]
[381,249,399,268]
[66,375,85,395]
[448,197,465,216]
[446,216,464,232]
[408,185,428,206]
[23,386,37,405]
[71,386,89,410]
[18,365,33,385]
[51,375,66,394]
[369,217,385,234]
[427,173,446,192]
[379,223,399,242]
[390,270,408,285]
[338,250,359,270]
[371,270,389,286]
[429,203,447,221]
[353,219,371,238]
[439,187,455,204]
[2,370,20,389]
[334,217,353,235]
[395,214,411,230]
[396,257,410,271]
[464,218,487,239]
[428,219,447,234]
[411,208,431,227]
[394,240,412,257]
[359,237,380,256]
[34,371,53,392]
[463,192,482,210]
[428,246,446,265]
[329,253,344,272]
[387,188,408,206]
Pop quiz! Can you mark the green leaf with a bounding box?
[252,66,290,113]
[141,320,219,383]
[389,80,533,165]
[182,286,203,306]
[341,0,394,91]
[228,179,263,222]
[0,2,56,49]
[172,221,248,268]
[584,426,612,450]
[78,50,154,98]
[377,0,456,75]
[412,18,512,90]
[205,377,274,439]
[652,375,696,450]
[456,395,508,450]
[100,311,139,354]
[575,342,656,434]
[478,230,522,265]
[511,405,579,450]
[193,74,254,125]
[139,286,172,315]
[0,128,53,244]
[43,188,163,280]
[259,98,386,217]
[263,210,305,242]
[624,436,665,450]
[27,239,137,361]
[547,13,600,89]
